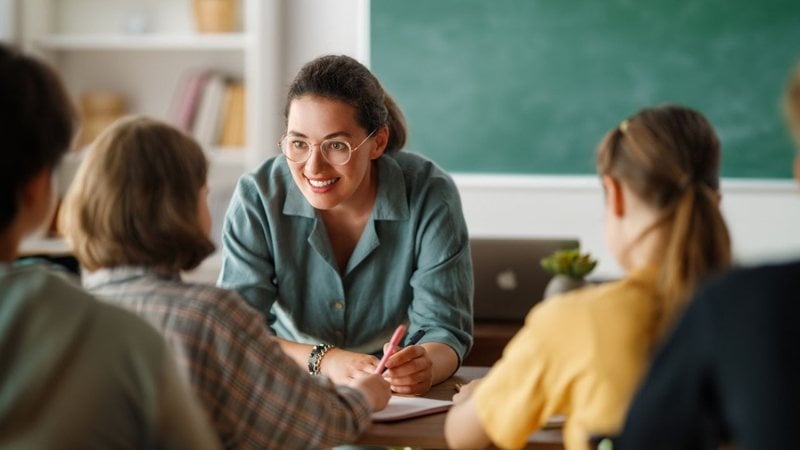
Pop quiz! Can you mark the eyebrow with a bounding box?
[286,130,353,139]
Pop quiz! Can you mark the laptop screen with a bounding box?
[471,237,580,322]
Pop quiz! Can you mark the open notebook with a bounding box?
[372,395,453,422]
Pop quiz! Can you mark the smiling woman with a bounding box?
[218,54,474,395]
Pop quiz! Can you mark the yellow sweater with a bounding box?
[474,267,659,450]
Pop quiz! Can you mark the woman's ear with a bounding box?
[602,175,625,217]
[370,125,389,160]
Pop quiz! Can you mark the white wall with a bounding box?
[454,175,800,279]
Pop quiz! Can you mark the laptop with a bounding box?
[471,237,580,322]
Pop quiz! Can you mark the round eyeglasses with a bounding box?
[278,129,377,166]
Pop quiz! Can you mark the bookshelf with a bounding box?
[19,0,283,178]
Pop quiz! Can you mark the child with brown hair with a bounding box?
[60,115,391,449]
[615,61,800,450]
[0,44,220,450]
[445,104,732,450]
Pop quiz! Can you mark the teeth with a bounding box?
[308,178,337,187]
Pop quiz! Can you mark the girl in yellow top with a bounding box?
[445,104,732,450]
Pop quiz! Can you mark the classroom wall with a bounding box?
[195,0,800,282]
[455,175,800,279]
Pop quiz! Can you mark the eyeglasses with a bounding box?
[278,129,377,166]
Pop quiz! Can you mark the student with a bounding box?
[218,54,473,395]
[60,116,391,449]
[0,45,220,449]
[614,64,800,450]
[444,105,732,450]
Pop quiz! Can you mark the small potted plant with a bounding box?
[540,248,597,299]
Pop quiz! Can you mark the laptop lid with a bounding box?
[471,237,580,322]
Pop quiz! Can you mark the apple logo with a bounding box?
[496,269,517,291]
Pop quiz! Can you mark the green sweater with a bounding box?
[0,263,220,450]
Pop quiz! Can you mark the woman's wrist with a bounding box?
[307,343,335,375]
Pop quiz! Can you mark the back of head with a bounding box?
[60,116,214,273]
[0,44,75,231]
[285,54,407,153]
[597,104,732,335]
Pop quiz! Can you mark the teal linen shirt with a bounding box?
[218,152,473,359]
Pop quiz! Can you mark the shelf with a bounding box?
[34,33,249,51]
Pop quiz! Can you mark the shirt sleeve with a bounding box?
[406,174,474,361]
[192,291,372,449]
[218,175,278,327]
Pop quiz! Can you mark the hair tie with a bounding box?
[619,119,629,133]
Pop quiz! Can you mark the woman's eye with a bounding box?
[292,140,309,149]
[329,141,347,150]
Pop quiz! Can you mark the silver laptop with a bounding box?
[471,237,580,322]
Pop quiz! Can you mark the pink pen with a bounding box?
[374,324,407,374]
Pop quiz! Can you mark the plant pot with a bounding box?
[194,0,237,33]
[543,274,587,299]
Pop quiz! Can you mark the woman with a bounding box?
[60,116,391,449]
[218,55,473,394]
[445,104,732,450]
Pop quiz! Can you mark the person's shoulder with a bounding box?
[386,152,460,202]
[2,264,91,309]
[235,155,291,198]
[4,265,166,349]
[170,280,267,331]
[389,151,454,182]
[699,260,800,297]
[695,260,800,309]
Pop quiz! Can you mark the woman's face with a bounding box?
[284,95,386,212]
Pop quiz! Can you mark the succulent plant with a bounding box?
[540,248,597,279]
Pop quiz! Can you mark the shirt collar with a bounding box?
[282,155,410,221]
[82,266,179,290]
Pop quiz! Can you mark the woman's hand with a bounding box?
[319,348,380,384]
[383,344,434,395]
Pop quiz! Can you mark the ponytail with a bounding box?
[383,91,407,153]
[656,184,731,336]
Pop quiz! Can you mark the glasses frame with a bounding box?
[278,129,377,166]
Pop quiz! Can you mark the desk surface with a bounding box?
[355,366,563,449]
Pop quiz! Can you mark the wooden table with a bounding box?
[354,366,564,449]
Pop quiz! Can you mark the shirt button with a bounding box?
[333,301,344,310]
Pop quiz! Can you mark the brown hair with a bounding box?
[0,44,76,231]
[597,104,731,336]
[60,116,214,272]
[285,54,407,153]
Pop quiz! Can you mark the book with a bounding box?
[372,395,453,423]
[192,73,226,149]
[167,70,210,131]
[218,80,245,148]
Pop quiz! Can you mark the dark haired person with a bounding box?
[0,44,220,450]
[60,116,391,449]
[218,55,473,395]
[615,63,800,450]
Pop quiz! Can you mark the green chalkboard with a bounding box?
[371,0,800,178]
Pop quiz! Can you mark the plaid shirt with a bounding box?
[84,266,371,450]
